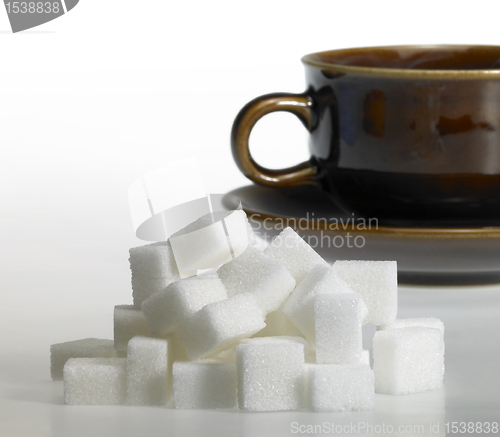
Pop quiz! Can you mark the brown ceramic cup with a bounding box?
[231,45,500,227]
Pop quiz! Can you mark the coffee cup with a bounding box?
[231,45,500,226]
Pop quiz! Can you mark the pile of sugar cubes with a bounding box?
[50,209,445,411]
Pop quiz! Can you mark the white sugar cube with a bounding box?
[63,358,127,405]
[264,227,329,283]
[241,335,314,362]
[282,265,361,343]
[218,248,295,314]
[127,336,169,406]
[333,260,397,325]
[170,210,255,278]
[315,294,363,364]
[141,274,227,336]
[50,338,116,381]
[129,241,182,308]
[380,317,444,333]
[253,310,303,339]
[307,363,374,412]
[132,275,178,309]
[173,361,237,409]
[236,337,305,411]
[114,305,152,355]
[129,241,180,279]
[176,293,266,361]
[373,327,445,395]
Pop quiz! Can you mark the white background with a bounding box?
[1,1,500,436]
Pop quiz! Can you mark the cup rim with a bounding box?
[301,44,500,79]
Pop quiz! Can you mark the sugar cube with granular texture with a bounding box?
[315,294,363,364]
[141,274,227,336]
[172,360,237,409]
[129,241,181,308]
[114,305,152,355]
[253,309,303,339]
[379,317,444,333]
[242,335,314,363]
[307,363,374,412]
[132,275,178,309]
[236,337,305,411]
[176,293,266,361]
[373,327,445,395]
[282,265,364,343]
[169,210,256,278]
[264,227,330,284]
[127,336,169,406]
[63,358,127,405]
[129,241,180,279]
[217,248,295,314]
[332,260,397,325]
[50,338,116,381]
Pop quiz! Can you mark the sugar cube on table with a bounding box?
[169,210,256,278]
[379,317,444,333]
[141,274,227,336]
[332,260,397,325]
[50,338,116,381]
[176,293,266,361]
[218,247,295,314]
[114,305,152,355]
[282,264,359,343]
[236,337,306,411]
[172,360,237,409]
[307,363,375,412]
[127,336,170,406]
[315,294,363,364]
[63,358,127,405]
[373,327,445,395]
[253,309,303,339]
[264,227,330,284]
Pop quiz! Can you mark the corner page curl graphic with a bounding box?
[3,0,79,33]
[128,160,247,278]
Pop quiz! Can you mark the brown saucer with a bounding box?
[223,185,500,286]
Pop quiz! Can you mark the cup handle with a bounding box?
[231,92,319,187]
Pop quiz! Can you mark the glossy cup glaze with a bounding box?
[231,45,500,227]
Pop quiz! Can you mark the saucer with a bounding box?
[223,185,500,285]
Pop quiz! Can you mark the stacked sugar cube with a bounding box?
[50,210,445,410]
